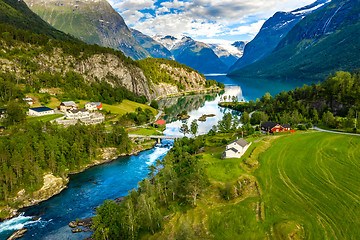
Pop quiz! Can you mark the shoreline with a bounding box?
[155,87,223,102]
[0,140,157,222]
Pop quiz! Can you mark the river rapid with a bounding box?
[0,75,308,239]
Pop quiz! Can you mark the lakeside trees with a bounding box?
[222,71,360,131]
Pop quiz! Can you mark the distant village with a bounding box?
[0,97,105,132]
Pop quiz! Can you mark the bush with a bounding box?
[150,100,159,109]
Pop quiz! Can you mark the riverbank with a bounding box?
[0,140,157,222]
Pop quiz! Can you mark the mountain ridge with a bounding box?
[228,0,331,73]
[229,0,360,80]
[24,0,150,60]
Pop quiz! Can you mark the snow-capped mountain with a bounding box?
[153,35,229,73]
[229,0,331,73]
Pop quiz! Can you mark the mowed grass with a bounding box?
[79,100,157,116]
[127,127,163,136]
[255,132,360,239]
[27,114,63,123]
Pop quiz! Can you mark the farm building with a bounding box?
[59,101,78,112]
[66,109,90,119]
[261,122,291,133]
[85,102,103,111]
[223,138,252,159]
[28,107,55,116]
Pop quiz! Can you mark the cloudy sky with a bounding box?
[108,0,316,43]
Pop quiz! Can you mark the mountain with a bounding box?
[155,35,228,74]
[228,0,331,73]
[131,29,174,60]
[0,0,74,41]
[230,0,360,80]
[208,44,239,68]
[232,41,248,56]
[24,0,150,60]
[153,35,181,50]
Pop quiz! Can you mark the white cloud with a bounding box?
[109,0,318,40]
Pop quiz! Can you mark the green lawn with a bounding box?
[78,100,157,116]
[127,127,163,136]
[27,114,63,123]
[255,132,360,239]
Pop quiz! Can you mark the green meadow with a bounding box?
[149,131,360,239]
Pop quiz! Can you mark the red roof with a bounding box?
[155,120,166,125]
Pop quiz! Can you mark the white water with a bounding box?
[145,144,172,165]
[0,213,42,234]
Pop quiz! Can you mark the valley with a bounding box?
[0,0,360,239]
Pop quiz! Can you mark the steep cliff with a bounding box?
[24,0,150,60]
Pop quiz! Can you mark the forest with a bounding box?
[92,136,208,239]
[223,71,360,131]
[0,122,131,206]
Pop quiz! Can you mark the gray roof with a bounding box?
[86,102,101,106]
[61,101,77,106]
[232,138,249,148]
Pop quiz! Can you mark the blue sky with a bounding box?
[108,0,316,43]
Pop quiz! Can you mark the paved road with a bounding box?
[312,127,360,136]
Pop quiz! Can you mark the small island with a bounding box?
[198,114,216,122]
[177,110,190,120]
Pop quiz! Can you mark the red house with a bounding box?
[261,122,291,133]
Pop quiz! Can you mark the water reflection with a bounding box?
[160,75,312,137]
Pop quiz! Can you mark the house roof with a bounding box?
[86,102,102,106]
[155,120,166,125]
[261,121,278,129]
[232,138,249,148]
[61,101,77,106]
[29,107,53,112]
[0,108,7,113]
[282,124,291,128]
[0,126,4,129]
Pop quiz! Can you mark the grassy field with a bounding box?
[256,132,360,239]
[148,131,360,239]
[127,127,163,136]
[78,100,157,116]
[27,114,63,123]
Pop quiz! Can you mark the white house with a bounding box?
[66,109,90,119]
[223,138,252,159]
[85,102,102,111]
[28,107,55,116]
[59,101,78,112]
[23,97,33,106]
